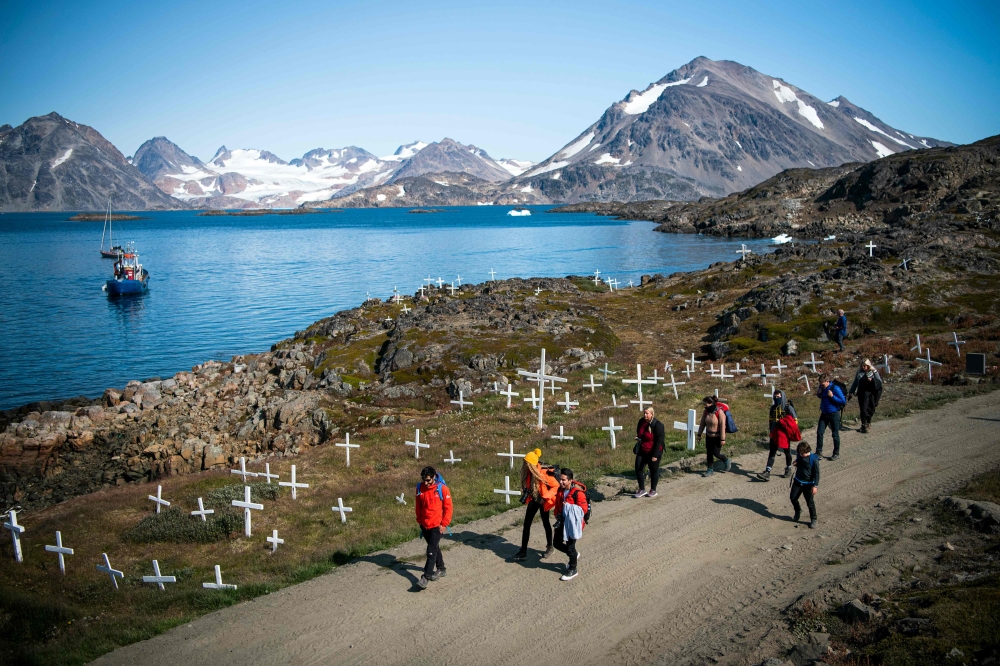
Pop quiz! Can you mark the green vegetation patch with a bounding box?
[122,507,244,544]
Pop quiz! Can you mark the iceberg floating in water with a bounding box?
[771,233,793,244]
[507,209,531,217]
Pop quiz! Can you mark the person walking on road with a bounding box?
[816,376,846,460]
[511,448,559,562]
[848,358,883,433]
[553,468,588,581]
[790,441,820,528]
[757,389,799,481]
[833,309,848,352]
[634,407,665,498]
[696,396,730,477]
[415,466,453,589]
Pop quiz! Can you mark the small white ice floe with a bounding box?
[823,235,836,241]
[771,234,793,244]
[507,209,531,217]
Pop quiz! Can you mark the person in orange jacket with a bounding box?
[415,465,453,589]
[511,448,559,561]
[553,467,588,581]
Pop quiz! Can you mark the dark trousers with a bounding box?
[790,481,817,521]
[858,392,877,426]
[816,411,842,456]
[520,500,552,551]
[635,453,660,491]
[834,332,845,351]
[553,524,578,570]
[766,441,792,470]
[706,435,728,466]
[421,527,444,577]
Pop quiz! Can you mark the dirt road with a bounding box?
[94,392,1000,666]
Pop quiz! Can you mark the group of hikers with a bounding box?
[413,352,883,587]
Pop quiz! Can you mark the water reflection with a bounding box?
[106,292,147,327]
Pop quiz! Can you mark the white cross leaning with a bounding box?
[798,374,811,394]
[663,361,673,372]
[266,530,284,553]
[148,485,171,514]
[602,417,624,449]
[493,475,520,504]
[497,440,525,469]
[142,559,176,591]
[259,463,279,484]
[332,498,353,523]
[753,363,776,385]
[335,432,360,467]
[406,429,429,459]
[203,564,237,590]
[233,486,264,537]
[600,362,617,380]
[45,530,74,574]
[550,426,574,441]
[191,497,214,522]
[949,332,966,356]
[489,268,497,281]
[557,391,579,413]
[764,384,776,399]
[604,277,614,292]
[396,493,406,505]
[878,354,891,375]
[97,553,124,589]
[673,409,697,451]
[424,276,434,287]
[517,348,566,429]
[736,243,752,260]
[450,391,473,411]
[917,348,942,379]
[231,457,258,483]
[664,374,685,399]
[417,284,426,298]
[732,363,747,374]
[3,509,25,563]
[772,359,787,374]
[279,464,309,499]
[611,393,629,409]
[402,304,411,313]
[443,450,462,464]
[583,374,602,393]
[456,274,462,286]
[592,269,602,285]
[899,258,911,270]
[865,240,877,257]
[804,353,825,374]
[629,279,635,288]
[910,334,923,353]
[682,364,695,379]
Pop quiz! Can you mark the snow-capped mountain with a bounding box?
[380,141,429,162]
[496,158,536,177]
[515,57,952,203]
[387,138,513,183]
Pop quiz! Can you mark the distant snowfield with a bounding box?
[560,133,595,159]
[623,78,692,115]
[525,160,569,177]
[854,117,917,149]
[772,80,824,130]
[871,141,894,158]
[697,76,709,87]
[51,148,73,168]
[594,153,621,165]
[497,158,535,176]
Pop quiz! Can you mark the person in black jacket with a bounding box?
[848,359,883,433]
[790,441,820,529]
[633,407,665,498]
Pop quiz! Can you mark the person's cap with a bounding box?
[524,449,540,465]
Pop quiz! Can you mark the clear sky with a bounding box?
[2,0,997,163]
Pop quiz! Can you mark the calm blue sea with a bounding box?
[0,206,775,409]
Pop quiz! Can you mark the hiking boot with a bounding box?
[436,568,447,578]
[793,510,801,523]
[756,469,771,482]
[809,520,817,529]
[647,490,658,498]
[541,546,555,559]
[511,550,527,562]
[560,569,578,581]
[831,454,840,461]
[633,489,648,498]
[724,459,732,473]
[859,425,868,434]
[782,466,793,478]
[417,576,429,589]
[702,468,715,477]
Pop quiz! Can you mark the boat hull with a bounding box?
[106,277,148,295]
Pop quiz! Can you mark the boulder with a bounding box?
[708,341,730,360]
[447,379,473,399]
[202,444,227,469]
[840,599,878,622]
[39,411,73,431]
[102,388,122,407]
[783,339,799,356]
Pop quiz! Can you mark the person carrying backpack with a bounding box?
[633,406,665,498]
[790,442,820,528]
[757,389,799,481]
[511,448,559,562]
[816,376,846,460]
[553,467,588,581]
[848,359,883,434]
[415,465,453,589]
[696,396,730,477]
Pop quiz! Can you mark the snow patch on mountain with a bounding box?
[594,153,621,165]
[772,80,824,129]
[624,78,692,115]
[560,133,595,159]
[51,148,73,168]
[828,99,840,107]
[697,76,709,87]
[381,141,428,162]
[496,158,535,176]
[854,117,917,149]
[871,141,894,158]
[525,161,569,177]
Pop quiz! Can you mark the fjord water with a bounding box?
[0,207,774,409]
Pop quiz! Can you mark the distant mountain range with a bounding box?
[0,57,959,211]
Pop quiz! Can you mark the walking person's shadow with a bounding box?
[449,529,564,573]
[356,553,426,591]
[712,497,795,521]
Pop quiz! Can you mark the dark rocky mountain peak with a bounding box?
[388,137,512,183]
[133,136,206,182]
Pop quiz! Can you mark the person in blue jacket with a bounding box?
[790,441,820,529]
[816,376,846,460]
[833,309,848,352]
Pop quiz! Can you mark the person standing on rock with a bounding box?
[790,442,820,528]
[415,466,453,589]
[511,449,559,561]
[553,467,588,581]
[815,376,846,460]
[833,309,848,352]
[757,389,799,481]
[848,359,883,434]
[696,396,730,477]
[633,407,665,498]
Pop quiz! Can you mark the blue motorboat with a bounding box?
[105,241,149,295]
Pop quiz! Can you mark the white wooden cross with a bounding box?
[550,426,574,441]
[764,384,776,399]
[148,485,171,514]
[732,363,747,375]
[424,276,434,287]
[688,353,703,368]
[203,564,237,590]
[592,269,602,285]
[142,559,176,591]
[622,364,656,411]
[753,363,775,385]
[517,348,566,428]
[910,334,922,353]
[664,374,685,399]
[335,432,360,467]
[259,463,279,484]
[436,277,445,288]
[3,510,24,563]
[266,530,284,553]
[706,363,719,376]
[673,409,697,451]
[450,391,473,411]
[443,450,462,465]
[682,364,695,379]
[556,391,578,413]
[417,285,426,298]
[45,531,74,574]
[191,497,214,522]
[717,364,734,381]
[948,332,966,356]
[544,378,559,396]
[605,277,614,292]
[489,268,497,281]
[583,374,602,393]
[278,464,308,499]
[599,363,617,380]
[456,274,462,286]
[650,368,664,383]
[917,348,942,379]
[497,440,525,469]
[231,457,258,483]
[878,354,891,375]
[396,493,406,505]
[663,361,673,372]
[494,476,519,504]
[534,287,542,296]
[602,417,623,449]
[771,359,787,374]
[736,244,752,260]
[406,429,429,459]
[804,353,825,374]
[628,279,635,288]
[865,240,877,257]
[401,304,411,314]
[523,388,540,408]
[448,282,458,296]
[392,286,401,303]
[332,498,353,523]
[611,393,628,409]
[899,258,910,270]
[499,384,520,408]
[233,485,264,537]
[97,553,124,589]
[798,374,811,393]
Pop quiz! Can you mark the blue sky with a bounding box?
[2,0,997,162]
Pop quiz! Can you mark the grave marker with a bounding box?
[534,287,542,296]
[798,374,811,394]
[948,332,966,356]
[456,274,462,286]
[611,393,629,409]
[517,348,566,428]
[673,409,697,451]
[203,564,237,590]
[910,334,923,353]
[191,497,214,522]
[406,429,429,459]
[497,440,525,469]
[396,493,406,505]
[142,559,176,591]
[556,391,578,413]
[278,464,308,499]
[878,354,891,375]
[3,510,24,563]
[592,269,602,285]
[44,531,74,574]
[916,348,942,380]
[602,417,623,449]
[664,374,686,400]
[493,476,519,504]
[489,268,497,281]
[736,244,752,260]
[231,457,258,483]
[866,240,877,257]
[443,450,462,465]
[148,485,170,514]
[335,432,360,467]
[232,486,264,537]
[732,363,747,375]
[266,530,284,553]
[332,498,353,523]
[97,553,124,589]
[259,463,279,484]
[771,359,787,374]
[523,388,540,409]
[622,364,656,411]
[753,363,775,385]
[899,258,911,270]
[499,384,520,408]
[583,374,602,393]
[804,353,824,374]
[450,391,473,411]
[599,363,617,380]
[717,364,734,381]
[550,426,574,441]
[448,282,458,296]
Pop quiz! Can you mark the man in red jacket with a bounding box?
[415,465,453,589]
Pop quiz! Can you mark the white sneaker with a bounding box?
[633,489,648,498]
[560,569,578,581]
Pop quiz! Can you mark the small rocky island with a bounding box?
[68,213,144,221]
